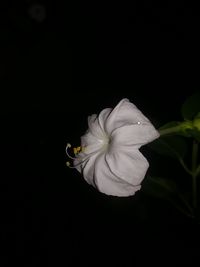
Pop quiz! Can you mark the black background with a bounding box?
[1,1,200,266]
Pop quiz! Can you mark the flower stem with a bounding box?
[196,165,200,177]
[159,126,182,136]
[192,140,198,216]
[179,158,193,176]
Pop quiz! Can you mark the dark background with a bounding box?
[1,1,200,266]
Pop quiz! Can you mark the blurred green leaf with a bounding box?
[148,135,188,160]
[193,115,200,142]
[142,176,193,217]
[181,92,200,120]
[195,112,200,119]
[191,128,200,142]
[142,176,176,198]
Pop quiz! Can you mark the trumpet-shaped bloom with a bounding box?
[66,98,160,196]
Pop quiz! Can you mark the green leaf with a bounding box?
[195,112,200,119]
[142,176,177,198]
[191,128,200,142]
[142,176,194,217]
[181,92,200,120]
[148,135,188,160]
[193,115,200,142]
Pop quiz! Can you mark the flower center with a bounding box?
[100,134,111,149]
[66,134,111,169]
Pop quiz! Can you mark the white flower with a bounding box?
[66,98,160,197]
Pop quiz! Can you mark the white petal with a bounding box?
[97,107,112,132]
[94,153,141,196]
[111,124,160,147]
[81,152,101,187]
[88,114,105,139]
[105,98,152,134]
[73,157,82,173]
[73,150,100,179]
[105,146,149,186]
[81,130,98,147]
[74,98,159,197]
[81,131,103,155]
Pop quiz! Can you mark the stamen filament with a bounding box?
[66,143,76,160]
[66,160,84,169]
[66,147,101,169]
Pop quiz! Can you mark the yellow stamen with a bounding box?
[66,144,98,170]
[66,143,85,169]
[73,146,83,155]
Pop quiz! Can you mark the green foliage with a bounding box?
[193,115,200,142]
[195,112,200,119]
[142,176,177,198]
[191,128,200,142]
[181,92,200,120]
[148,135,188,160]
[159,120,196,138]
[159,121,180,130]
[144,92,200,219]
[142,176,193,217]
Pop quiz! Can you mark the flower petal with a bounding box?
[105,146,149,186]
[111,124,160,147]
[105,98,152,134]
[81,131,103,155]
[88,114,105,139]
[97,107,112,132]
[81,152,101,187]
[94,153,141,196]
[73,157,82,173]
[72,98,159,197]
